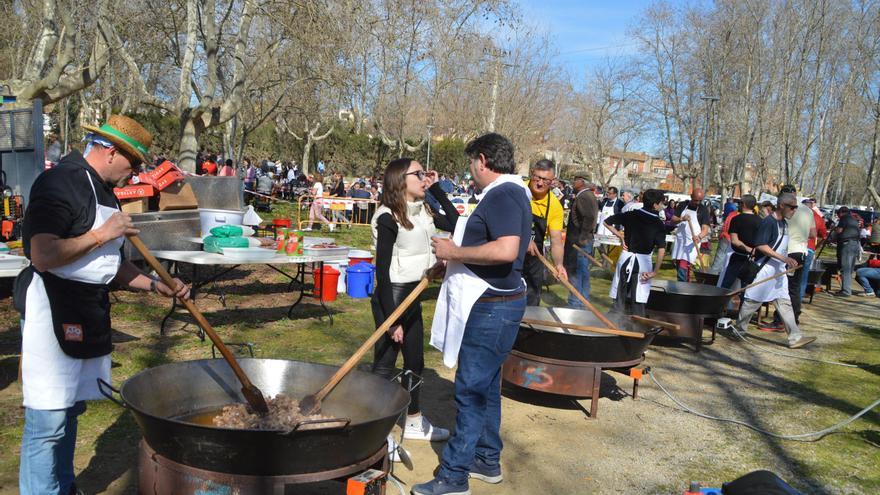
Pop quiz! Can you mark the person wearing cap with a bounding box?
[15,115,190,494]
[564,177,598,308]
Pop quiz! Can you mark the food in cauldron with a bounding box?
[213,394,330,430]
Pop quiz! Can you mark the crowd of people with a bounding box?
[18,111,880,495]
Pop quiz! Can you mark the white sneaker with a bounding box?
[387,434,410,462]
[403,415,450,441]
[329,223,336,232]
[302,227,312,231]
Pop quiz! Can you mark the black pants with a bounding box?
[613,258,646,316]
[774,252,806,324]
[371,281,424,415]
[720,253,749,290]
[523,255,545,306]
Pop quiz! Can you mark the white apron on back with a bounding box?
[22,170,123,410]
[609,250,653,303]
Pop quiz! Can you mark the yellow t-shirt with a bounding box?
[530,193,564,232]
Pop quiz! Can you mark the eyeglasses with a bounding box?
[781,203,798,209]
[530,175,553,184]
[405,170,426,180]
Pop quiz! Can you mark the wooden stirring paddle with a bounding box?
[299,276,432,416]
[128,235,270,414]
[535,253,620,330]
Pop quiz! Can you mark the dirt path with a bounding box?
[0,265,876,494]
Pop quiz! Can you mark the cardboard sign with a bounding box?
[158,182,199,211]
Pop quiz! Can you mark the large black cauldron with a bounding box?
[646,280,733,317]
[100,358,408,476]
[513,306,661,363]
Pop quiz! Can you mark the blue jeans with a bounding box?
[856,267,880,295]
[567,243,592,308]
[839,241,861,295]
[20,401,86,495]
[438,296,527,484]
[799,249,815,299]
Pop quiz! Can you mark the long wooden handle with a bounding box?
[521,317,644,338]
[630,315,681,332]
[600,252,615,268]
[728,265,801,296]
[535,253,618,329]
[128,235,261,393]
[685,219,706,271]
[313,277,431,404]
[572,244,605,269]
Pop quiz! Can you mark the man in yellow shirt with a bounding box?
[524,159,567,305]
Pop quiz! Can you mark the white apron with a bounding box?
[744,227,789,303]
[430,174,529,368]
[715,245,735,287]
[22,170,123,410]
[671,209,700,263]
[596,199,616,236]
[609,250,653,303]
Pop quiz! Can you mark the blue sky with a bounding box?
[516,0,660,78]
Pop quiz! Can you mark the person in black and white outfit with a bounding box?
[371,158,457,447]
[16,115,190,494]
[601,189,667,316]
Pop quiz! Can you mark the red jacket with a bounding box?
[808,209,827,250]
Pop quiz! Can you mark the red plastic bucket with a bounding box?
[273,218,292,228]
[313,265,340,302]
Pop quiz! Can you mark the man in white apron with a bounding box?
[16,115,190,494]
[596,186,623,236]
[416,133,531,495]
[733,193,816,349]
[671,188,711,281]
[602,190,668,316]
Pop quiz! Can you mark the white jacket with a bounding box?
[371,202,437,283]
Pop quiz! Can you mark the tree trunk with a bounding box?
[178,118,200,173]
[302,139,312,176]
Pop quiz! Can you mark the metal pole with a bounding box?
[426,124,434,170]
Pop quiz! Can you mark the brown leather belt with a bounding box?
[477,291,526,303]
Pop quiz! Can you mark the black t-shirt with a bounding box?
[675,200,712,226]
[23,151,120,259]
[461,182,531,295]
[837,215,860,241]
[603,208,666,255]
[728,213,763,254]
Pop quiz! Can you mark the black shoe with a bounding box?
[831,291,851,298]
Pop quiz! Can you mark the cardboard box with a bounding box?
[114,184,155,200]
[154,170,185,191]
[158,182,199,211]
[120,198,148,214]
[148,160,178,181]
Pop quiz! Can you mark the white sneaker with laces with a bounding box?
[403,415,450,441]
